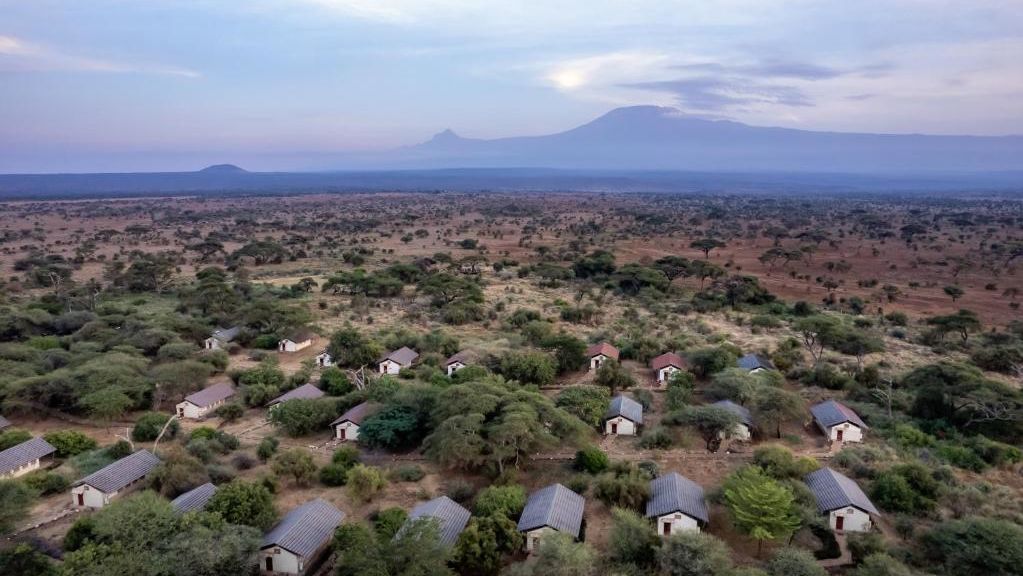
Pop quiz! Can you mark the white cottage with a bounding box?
[586,342,619,371]
[314,350,333,368]
[71,450,160,509]
[267,384,325,412]
[810,400,867,443]
[444,350,475,376]
[737,353,776,374]
[517,484,585,552]
[0,437,56,479]
[805,467,879,533]
[604,395,643,436]
[711,400,754,441]
[278,330,315,353]
[650,352,685,384]
[260,499,345,575]
[205,326,240,351]
[645,473,709,536]
[176,382,235,420]
[378,346,419,375]
[330,402,376,442]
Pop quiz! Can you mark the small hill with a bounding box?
[198,164,247,174]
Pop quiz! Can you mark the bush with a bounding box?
[214,403,244,423]
[574,446,610,474]
[390,464,425,482]
[346,465,387,502]
[0,429,32,451]
[594,466,650,511]
[131,412,179,442]
[43,430,97,457]
[22,471,69,495]
[499,350,556,386]
[446,480,475,503]
[257,437,279,461]
[474,484,526,518]
[556,386,611,428]
[373,507,408,540]
[638,427,673,449]
[753,445,820,479]
[268,398,339,437]
[768,547,826,576]
[847,531,885,565]
[921,517,1023,575]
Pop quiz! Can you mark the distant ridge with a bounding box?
[342,105,1023,173]
[198,164,247,173]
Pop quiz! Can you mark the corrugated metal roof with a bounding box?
[284,328,316,343]
[517,483,584,537]
[210,326,240,342]
[606,395,643,425]
[0,437,56,476]
[330,402,377,426]
[267,383,324,406]
[74,450,160,493]
[586,342,619,360]
[651,352,685,371]
[645,472,709,524]
[262,499,345,558]
[445,350,476,366]
[402,496,471,547]
[171,482,217,514]
[711,400,754,427]
[804,467,879,515]
[810,400,867,430]
[182,382,235,408]
[0,415,10,430]
[382,346,419,366]
[737,353,775,372]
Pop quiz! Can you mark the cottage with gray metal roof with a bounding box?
[804,467,879,532]
[604,395,643,436]
[379,346,419,375]
[176,382,235,420]
[646,473,708,536]
[810,400,867,443]
[737,353,775,373]
[260,498,345,575]
[71,450,161,508]
[205,326,240,351]
[171,482,217,514]
[0,437,56,479]
[267,383,325,409]
[711,400,754,441]
[517,483,585,552]
[398,496,471,547]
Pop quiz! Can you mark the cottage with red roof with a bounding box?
[650,352,685,384]
[586,342,619,371]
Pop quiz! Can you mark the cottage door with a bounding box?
[265,557,273,572]
[836,429,844,442]
[610,422,618,434]
[835,516,844,531]
[77,493,84,506]
[663,522,671,536]
[339,427,346,441]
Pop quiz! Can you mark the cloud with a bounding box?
[0,34,199,77]
[627,76,813,111]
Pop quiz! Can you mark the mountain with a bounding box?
[347,106,1023,173]
[198,163,247,173]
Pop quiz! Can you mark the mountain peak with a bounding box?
[430,129,463,143]
[198,163,247,173]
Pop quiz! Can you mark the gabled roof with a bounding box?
[606,395,643,425]
[262,499,345,558]
[645,473,709,524]
[445,350,476,366]
[737,353,775,372]
[182,382,235,408]
[381,346,419,366]
[711,400,754,427]
[810,400,867,430]
[402,496,471,547]
[171,482,217,514]
[210,326,240,342]
[586,342,619,360]
[267,383,324,406]
[804,467,879,515]
[0,415,10,430]
[517,483,584,538]
[651,352,685,371]
[330,402,377,427]
[316,350,331,358]
[74,450,160,493]
[0,437,56,476]
[282,328,316,343]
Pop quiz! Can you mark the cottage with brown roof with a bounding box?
[586,342,619,371]
[650,352,685,384]
[379,346,418,375]
[176,382,235,420]
[278,329,315,353]
[445,350,476,376]
[267,383,325,411]
[330,402,377,442]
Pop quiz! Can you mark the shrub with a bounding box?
[446,480,475,503]
[0,429,32,451]
[42,430,97,457]
[131,412,179,442]
[256,437,279,461]
[373,507,408,540]
[474,484,526,518]
[638,427,673,449]
[574,446,610,474]
[22,471,69,495]
[214,403,244,423]
[390,465,425,482]
[347,465,387,502]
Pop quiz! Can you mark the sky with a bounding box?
[1,0,1022,172]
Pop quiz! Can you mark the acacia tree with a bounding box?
[675,405,740,452]
[594,360,636,396]
[690,238,726,259]
[750,386,804,438]
[723,466,801,555]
